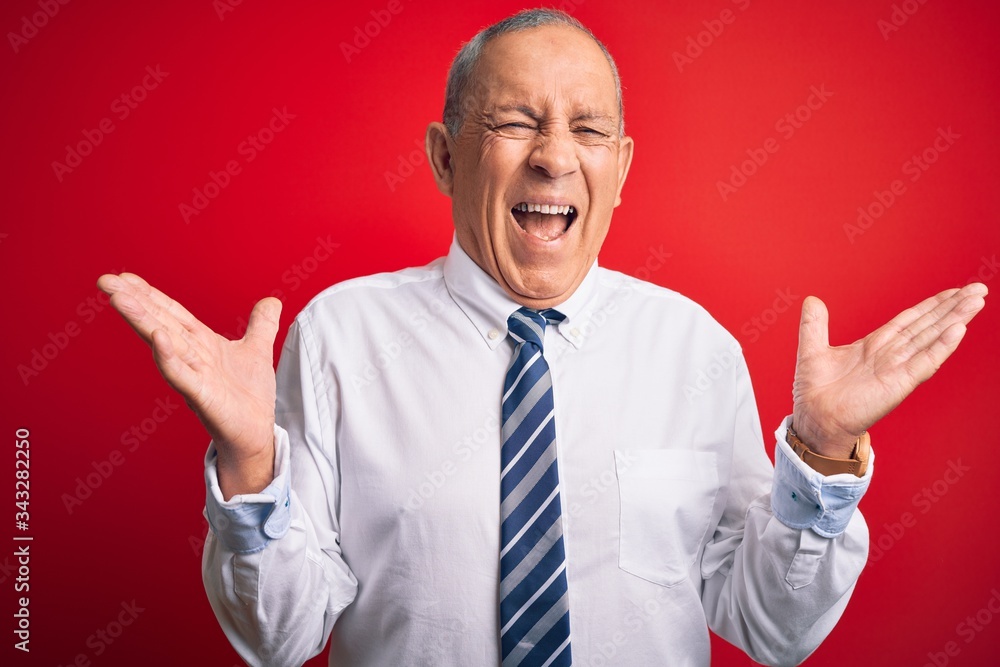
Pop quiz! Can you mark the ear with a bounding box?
[613,134,634,207]
[426,122,455,197]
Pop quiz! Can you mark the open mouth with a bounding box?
[511,202,578,241]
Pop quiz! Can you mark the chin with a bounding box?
[503,271,577,304]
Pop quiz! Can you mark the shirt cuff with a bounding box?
[203,425,291,554]
[770,415,874,538]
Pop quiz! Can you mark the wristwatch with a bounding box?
[786,424,870,477]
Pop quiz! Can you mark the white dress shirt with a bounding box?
[202,236,872,667]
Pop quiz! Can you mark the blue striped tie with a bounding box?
[500,307,572,667]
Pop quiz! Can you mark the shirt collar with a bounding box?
[443,234,599,351]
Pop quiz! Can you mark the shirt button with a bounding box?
[488,328,500,340]
[570,328,581,338]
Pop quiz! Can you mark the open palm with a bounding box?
[97,273,281,495]
[791,284,988,458]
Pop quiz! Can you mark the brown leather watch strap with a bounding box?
[786,426,870,477]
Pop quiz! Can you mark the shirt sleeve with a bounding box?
[201,316,358,667]
[700,353,871,667]
[771,415,873,538]
[203,428,291,554]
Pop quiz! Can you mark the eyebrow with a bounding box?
[487,105,617,125]
[488,105,542,121]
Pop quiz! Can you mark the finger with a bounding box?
[896,286,986,351]
[104,273,214,363]
[107,290,170,346]
[108,291,209,369]
[903,321,968,386]
[797,295,829,359]
[883,287,961,333]
[244,297,282,354]
[97,273,127,295]
[102,274,177,338]
[118,273,214,338]
[884,282,987,334]
[964,281,989,298]
[904,292,986,355]
[151,328,205,401]
[870,286,969,355]
[954,283,989,320]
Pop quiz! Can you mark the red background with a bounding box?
[3,0,999,665]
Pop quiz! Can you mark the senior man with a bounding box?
[98,8,986,667]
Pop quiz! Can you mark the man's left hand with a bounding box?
[791,283,988,458]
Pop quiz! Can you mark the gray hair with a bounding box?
[442,8,625,137]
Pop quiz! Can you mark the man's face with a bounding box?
[433,24,633,309]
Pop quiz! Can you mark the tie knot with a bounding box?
[507,307,565,350]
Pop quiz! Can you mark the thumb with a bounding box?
[797,295,830,359]
[244,297,282,352]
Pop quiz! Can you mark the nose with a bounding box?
[528,127,579,179]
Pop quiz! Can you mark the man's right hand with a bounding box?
[97,273,281,500]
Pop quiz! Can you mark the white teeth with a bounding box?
[515,203,576,215]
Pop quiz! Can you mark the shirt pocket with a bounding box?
[614,449,719,587]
